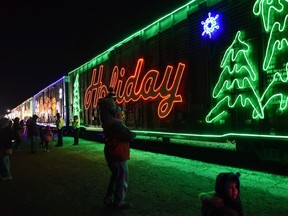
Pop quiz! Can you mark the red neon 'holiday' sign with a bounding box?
[84,58,185,118]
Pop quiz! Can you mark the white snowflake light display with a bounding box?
[201,12,219,38]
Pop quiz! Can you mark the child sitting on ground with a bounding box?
[199,172,243,216]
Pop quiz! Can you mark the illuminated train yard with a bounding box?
[10,0,288,165]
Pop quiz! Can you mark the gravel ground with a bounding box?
[0,136,287,216]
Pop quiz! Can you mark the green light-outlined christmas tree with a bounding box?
[253,0,288,72]
[253,0,288,113]
[206,31,263,123]
[73,73,80,118]
[206,1,288,123]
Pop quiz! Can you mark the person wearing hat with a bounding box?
[72,115,80,145]
[97,87,119,131]
[106,87,116,99]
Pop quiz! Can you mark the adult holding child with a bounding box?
[98,87,137,209]
[103,107,136,210]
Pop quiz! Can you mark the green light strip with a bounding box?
[83,125,288,140]
[67,0,226,75]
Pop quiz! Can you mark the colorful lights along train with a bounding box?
[11,0,288,164]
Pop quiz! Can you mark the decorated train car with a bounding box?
[66,0,288,164]
[32,76,69,127]
[11,97,33,121]
[10,0,288,164]
[11,76,70,131]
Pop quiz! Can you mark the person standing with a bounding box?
[43,125,53,152]
[103,108,136,209]
[72,115,80,145]
[27,115,40,154]
[55,113,64,147]
[19,119,25,140]
[0,118,14,180]
[12,117,23,151]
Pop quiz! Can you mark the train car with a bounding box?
[66,0,288,164]
[11,97,33,121]
[10,76,70,132]
[32,76,69,128]
[9,0,288,164]
[11,103,22,120]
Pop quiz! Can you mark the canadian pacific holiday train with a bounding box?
[11,0,288,164]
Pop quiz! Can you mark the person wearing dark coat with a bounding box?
[12,117,23,151]
[199,172,243,216]
[0,118,14,180]
[72,115,80,145]
[103,107,136,210]
[55,113,64,147]
[27,114,40,154]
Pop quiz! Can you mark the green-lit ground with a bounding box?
[1,136,287,216]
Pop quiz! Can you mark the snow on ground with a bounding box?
[1,137,287,216]
[130,146,288,197]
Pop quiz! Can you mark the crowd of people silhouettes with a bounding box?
[0,89,243,215]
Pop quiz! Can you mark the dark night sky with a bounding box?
[0,0,189,114]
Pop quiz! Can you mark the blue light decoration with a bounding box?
[201,12,220,38]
